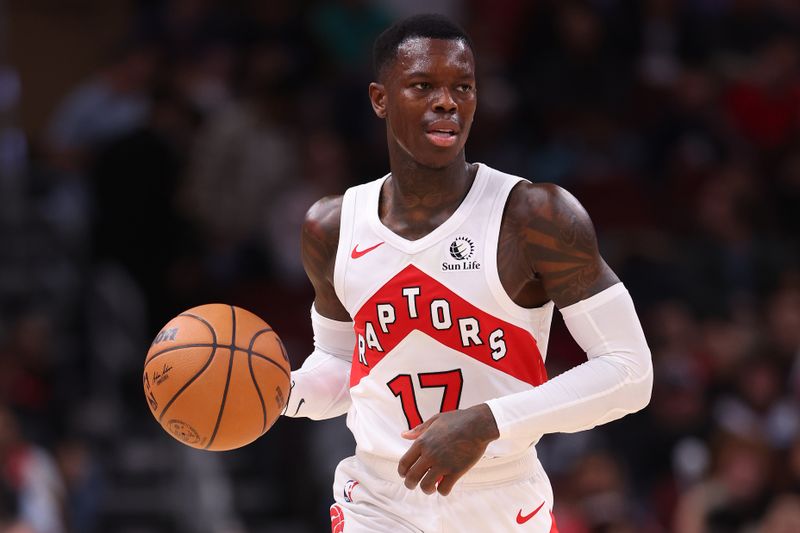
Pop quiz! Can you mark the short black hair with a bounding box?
[373,14,474,79]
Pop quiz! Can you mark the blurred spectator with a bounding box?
[713,355,799,449]
[0,406,66,533]
[37,41,159,249]
[765,282,800,363]
[44,42,158,167]
[0,65,27,225]
[674,431,774,532]
[170,43,236,116]
[779,437,800,493]
[54,439,104,533]
[758,494,800,533]
[555,451,659,532]
[519,1,631,128]
[134,0,237,60]
[0,311,56,433]
[181,39,303,285]
[716,0,799,62]
[89,84,199,328]
[723,35,800,151]
[308,0,391,72]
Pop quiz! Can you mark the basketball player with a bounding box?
[284,14,653,532]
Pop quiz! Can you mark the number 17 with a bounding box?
[387,369,464,430]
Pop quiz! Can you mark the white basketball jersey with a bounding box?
[334,163,555,462]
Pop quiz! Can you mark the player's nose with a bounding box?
[432,87,457,114]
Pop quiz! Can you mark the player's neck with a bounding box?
[385,155,475,212]
[380,155,477,239]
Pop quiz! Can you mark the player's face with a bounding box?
[370,37,476,169]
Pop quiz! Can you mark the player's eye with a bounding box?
[457,84,474,93]
[412,82,432,90]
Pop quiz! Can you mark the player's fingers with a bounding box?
[401,414,439,439]
[402,455,433,490]
[436,473,461,496]
[418,467,444,495]
[397,441,421,477]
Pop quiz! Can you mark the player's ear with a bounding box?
[369,82,387,119]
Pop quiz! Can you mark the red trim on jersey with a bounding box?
[549,511,559,532]
[351,265,547,387]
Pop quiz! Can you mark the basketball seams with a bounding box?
[146,305,290,450]
[249,351,290,379]
[145,344,284,370]
[145,312,219,365]
[204,305,238,450]
[247,329,271,433]
[155,313,219,424]
[146,343,216,366]
[157,345,218,423]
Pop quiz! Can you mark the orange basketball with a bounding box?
[143,304,290,451]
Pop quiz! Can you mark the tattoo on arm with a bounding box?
[301,196,350,320]
[518,184,619,307]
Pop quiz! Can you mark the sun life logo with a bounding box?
[449,236,474,261]
[443,236,480,271]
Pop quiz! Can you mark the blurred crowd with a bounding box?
[1,0,799,532]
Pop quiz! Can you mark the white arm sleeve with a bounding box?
[485,283,653,441]
[283,306,355,420]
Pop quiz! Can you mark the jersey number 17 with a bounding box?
[387,369,463,429]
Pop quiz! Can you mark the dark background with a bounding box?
[1,0,799,532]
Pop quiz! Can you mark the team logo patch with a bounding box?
[330,504,345,533]
[343,479,359,503]
[443,236,480,271]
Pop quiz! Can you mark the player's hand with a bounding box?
[397,403,500,496]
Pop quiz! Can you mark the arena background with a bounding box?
[1,1,799,532]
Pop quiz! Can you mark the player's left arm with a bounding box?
[399,182,653,496]
[483,182,653,436]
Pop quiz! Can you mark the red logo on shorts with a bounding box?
[330,504,345,533]
[344,479,359,503]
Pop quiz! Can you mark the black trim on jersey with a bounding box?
[418,369,464,414]
[375,301,397,334]
[364,321,384,352]
[387,374,423,430]
[356,334,368,366]
[430,298,453,330]
[401,286,422,319]
[457,316,483,347]
[489,327,507,360]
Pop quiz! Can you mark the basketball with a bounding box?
[143,304,290,451]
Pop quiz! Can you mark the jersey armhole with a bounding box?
[333,187,357,309]
[484,177,556,358]
[484,178,543,318]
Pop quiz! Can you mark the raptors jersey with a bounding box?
[334,163,554,462]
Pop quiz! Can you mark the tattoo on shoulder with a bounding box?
[301,196,343,284]
[513,184,618,307]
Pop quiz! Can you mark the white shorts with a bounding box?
[330,449,558,533]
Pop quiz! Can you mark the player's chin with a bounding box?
[414,146,465,169]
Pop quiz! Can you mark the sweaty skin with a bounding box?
[300,37,619,496]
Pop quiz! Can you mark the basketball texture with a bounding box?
[143,304,290,451]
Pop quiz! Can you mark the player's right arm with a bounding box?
[283,196,355,420]
[301,196,350,321]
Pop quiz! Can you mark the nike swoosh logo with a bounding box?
[292,398,305,416]
[281,380,295,416]
[516,502,545,524]
[351,241,384,259]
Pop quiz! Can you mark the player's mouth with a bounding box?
[425,128,458,147]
